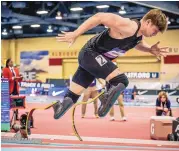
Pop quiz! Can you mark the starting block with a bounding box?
[150,116,176,140]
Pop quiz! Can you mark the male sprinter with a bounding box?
[53,9,168,119]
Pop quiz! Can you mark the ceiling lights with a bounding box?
[118,6,126,15]
[96,5,109,9]
[31,24,41,28]
[70,7,83,11]
[56,16,62,20]
[167,17,171,25]
[47,25,53,32]
[2,29,8,35]
[36,10,48,15]
[12,25,22,29]
[56,12,62,20]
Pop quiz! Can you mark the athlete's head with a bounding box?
[141,9,168,37]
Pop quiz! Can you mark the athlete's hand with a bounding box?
[150,41,169,60]
[56,31,78,47]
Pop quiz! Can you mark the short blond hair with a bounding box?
[143,9,168,33]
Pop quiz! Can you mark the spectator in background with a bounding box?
[108,59,126,121]
[109,92,127,121]
[176,98,179,104]
[161,84,164,90]
[64,79,70,88]
[3,58,23,120]
[81,79,100,118]
[1,66,4,78]
[176,85,179,90]
[156,91,172,116]
[131,85,137,100]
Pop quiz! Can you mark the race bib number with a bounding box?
[95,55,108,66]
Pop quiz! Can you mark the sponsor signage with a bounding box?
[48,87,67,97]
[20,82,54,88]
[125,72,159,79]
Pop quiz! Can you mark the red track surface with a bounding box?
[11,103,179,140]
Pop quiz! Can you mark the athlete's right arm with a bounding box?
[56,13,130,46]
[74,12,130,36]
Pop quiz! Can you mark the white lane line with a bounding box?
[1,132,179,146]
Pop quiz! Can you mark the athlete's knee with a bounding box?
[109,73,129,88]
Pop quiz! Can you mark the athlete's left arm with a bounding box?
[135,40,168,58]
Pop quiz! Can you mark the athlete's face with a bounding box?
[143,19,160,37]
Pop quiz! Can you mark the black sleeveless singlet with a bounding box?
[85,20,143,60]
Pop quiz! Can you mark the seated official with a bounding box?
[156,91,172,116]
